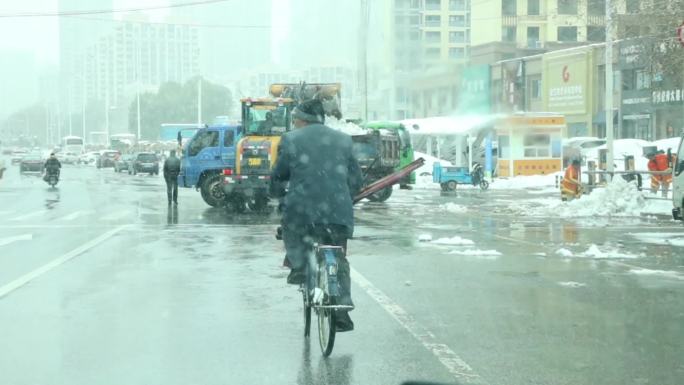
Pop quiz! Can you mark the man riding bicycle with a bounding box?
[270,99,363,332]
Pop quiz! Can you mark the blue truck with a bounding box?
[177,124,241,207]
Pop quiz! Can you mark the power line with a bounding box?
[64,15,276,30]
[0,0,232,18]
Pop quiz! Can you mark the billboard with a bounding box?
[458,65,491,114]
[543,50,592,115]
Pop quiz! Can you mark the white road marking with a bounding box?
[58,210,94,221]
[351,267,485,384]
[102,211,132,221]
[0,234,33,247]
[0,225,127,299]
[10,210,47,221]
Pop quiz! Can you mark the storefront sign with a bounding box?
[543,51,590,115]
[652,88,684,104]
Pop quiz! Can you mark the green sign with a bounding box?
[543,50,592,115]
[458,65,490,114]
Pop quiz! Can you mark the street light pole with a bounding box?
[605,0,614,176]
[137,90,141,141]
[197,76,202,125]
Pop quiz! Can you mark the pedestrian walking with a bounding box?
[163,150,181,205]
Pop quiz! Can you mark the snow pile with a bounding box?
[557,281,587,288]
[432,236,475,246]
[449,249,502,256]
[579,244,640,259]
[326,117,367,136]
[418,234,433,242]
[556,248,573,257]
[514,178,648,218]
[629,268,684,281]
[440,203,468,214]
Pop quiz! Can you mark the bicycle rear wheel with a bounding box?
[303,288,311,337]
[318,299,336,357]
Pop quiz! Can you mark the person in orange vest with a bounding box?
[561,159,582,201]
[647,150,673,197]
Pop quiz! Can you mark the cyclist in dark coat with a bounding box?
[271,99,362,332]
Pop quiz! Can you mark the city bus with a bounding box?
[61,136,85,155]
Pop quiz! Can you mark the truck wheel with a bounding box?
[440,183,448,192]
[200,175,227,207]
[367,186,393,202]
[446,181,458,191]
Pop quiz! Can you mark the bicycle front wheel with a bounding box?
[318,299,336,356]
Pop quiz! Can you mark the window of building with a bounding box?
[449,47,465,59]
[502,26,516,42]
[558,0,578,15]
[396,87,407,103]
[523,134,550,157]
[449,15,465,27]
[636,70,651,90]
[557,26,577,42]
[395,15,406,25]
[425,15,441,27]
[449,30,465,43]
[587,26,605,42]
[625,0,639,13]
[587,0,605,16]
[425,0,441,11]
[410,15,420,25]
[527,0,540,15]
[502,0,516,16]
[396,0,410,8]
[530,79,542,99]
[449,0,465,11]
[410,30,421,40]
[527,26,540,47]
[622,69,635,91]
[425,47,441,58]
[426,31,441,42]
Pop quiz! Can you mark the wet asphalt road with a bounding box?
[0,163,683,385]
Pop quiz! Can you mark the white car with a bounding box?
[79,151,100,165]
[60,152,79,164]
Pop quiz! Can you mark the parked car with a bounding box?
[11,149,28,164]
[114,154,135,173]
[129,152,160,175]
[96,150,120,168]
[19,152,44,173]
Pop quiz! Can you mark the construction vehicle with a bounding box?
[222,83,343,212]
[363,121,416,190]
[351,130,402,202]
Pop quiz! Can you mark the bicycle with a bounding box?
[277,226,353,356]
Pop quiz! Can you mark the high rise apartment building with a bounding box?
[83,20,201,107]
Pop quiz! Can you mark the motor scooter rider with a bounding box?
[43,153,62,181]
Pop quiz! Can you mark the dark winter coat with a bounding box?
[271,123,362,234]
[163,155,181,182]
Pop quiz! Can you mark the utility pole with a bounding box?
[82,80,86,145]
[197,76,203,125]
[137,91,141,141]
[358,0,369,122]
[605,0,615,176]
[105,91,110,146]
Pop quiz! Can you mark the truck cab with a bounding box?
[673,135,684,221]
[178,124,241,207]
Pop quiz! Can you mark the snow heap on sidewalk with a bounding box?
[521,177,648,217]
